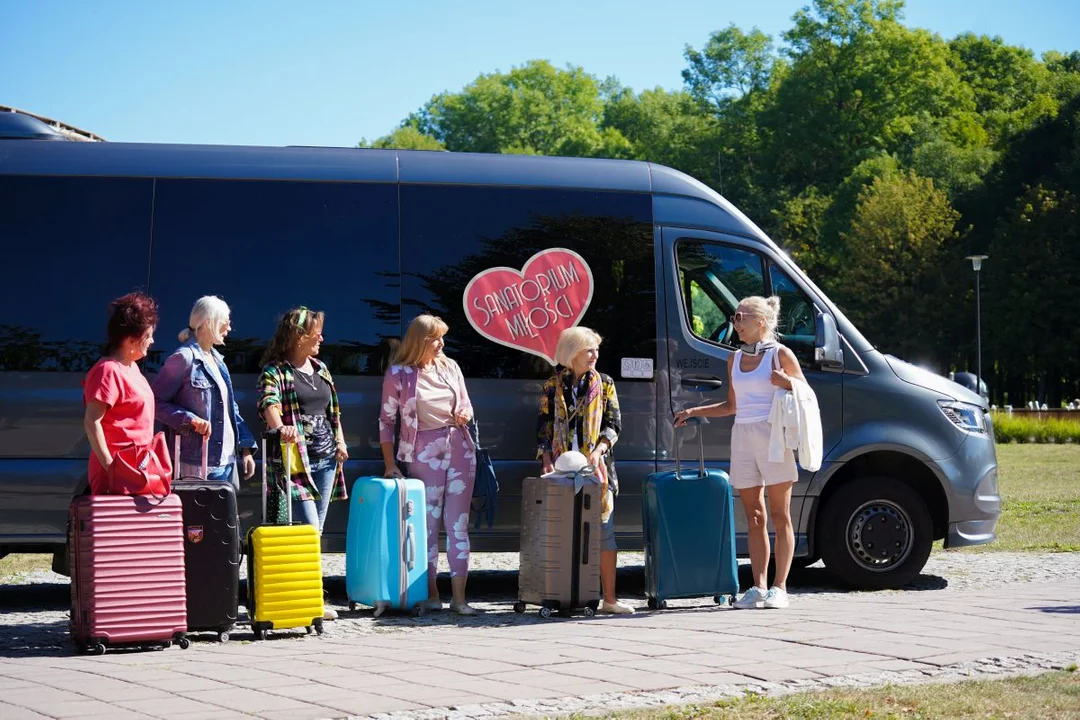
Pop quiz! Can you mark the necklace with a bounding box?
[294,363,319,391]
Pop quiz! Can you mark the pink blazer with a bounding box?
[379,358,474,463]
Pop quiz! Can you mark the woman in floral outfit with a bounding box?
[379,315,477,615]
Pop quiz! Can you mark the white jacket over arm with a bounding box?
[768,378,823,472]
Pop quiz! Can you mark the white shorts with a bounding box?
[729,421,798,490]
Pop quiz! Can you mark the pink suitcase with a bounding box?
[69,494,190,654]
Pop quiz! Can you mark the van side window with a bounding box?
[149,180,400,375]
[676,240,765,348]
[0,176,153,372]
[400,185,655,380]
[768,264,817,366]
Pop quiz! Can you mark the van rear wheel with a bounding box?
[819,478,933,590]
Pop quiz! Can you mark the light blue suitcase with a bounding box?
[346,477,429,617]
[643,422,739,609]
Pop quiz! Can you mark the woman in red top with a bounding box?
[82,293,159,494]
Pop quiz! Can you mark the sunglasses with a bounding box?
[731,311,760,324]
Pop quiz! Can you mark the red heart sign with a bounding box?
[463,248,594,366]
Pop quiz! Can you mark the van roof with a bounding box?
[0,140,715,200]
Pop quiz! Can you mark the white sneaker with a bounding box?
[322,607,338,621]
[763,586,789,609]
[422,597,444,611]
[449,601,477,616]
[600,599,635,614]
[733,586,768,609]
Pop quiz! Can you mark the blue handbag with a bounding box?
[468,419,499,529]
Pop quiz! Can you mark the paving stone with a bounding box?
[0,704,52,720]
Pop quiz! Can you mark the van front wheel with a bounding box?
[819,478,933,590]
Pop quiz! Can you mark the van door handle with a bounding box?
[681,375,725,390]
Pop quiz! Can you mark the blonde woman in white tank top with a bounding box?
[674,296,807,610]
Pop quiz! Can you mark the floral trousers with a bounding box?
[410,425,476,578]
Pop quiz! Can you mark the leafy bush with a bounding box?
[992,413,1080,444]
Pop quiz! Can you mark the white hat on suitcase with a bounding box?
[541,451,596,481]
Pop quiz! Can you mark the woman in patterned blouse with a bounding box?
[537,326,635,614]
[379,315,478,616]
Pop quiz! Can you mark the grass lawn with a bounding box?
[570,668,1080,720]
[961,444,1080,553]
[0,552,53,578]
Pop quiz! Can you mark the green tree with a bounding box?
[947,33,1057,144]
[360,126,444,150]
[760,0,975,190]
[833,170,961,366]
[407,60,629,157]
[682,25,779,111]
[601,87,721,181]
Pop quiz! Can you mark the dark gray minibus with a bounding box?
[0,123,1000,589]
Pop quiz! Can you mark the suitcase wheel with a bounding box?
[413,605,425,617]
[538,606,553,619]
[218,631,230,643]
[87,642,106,656]
[582,606,596,617]
[715,594,734,607]
[647,598,668,610]
[177,637,190,650]
[253,625,268,641]
[349,602,357,613]
[513,601,526,614]
[314,619,324,636]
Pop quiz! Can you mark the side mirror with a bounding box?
[815,312,844,369]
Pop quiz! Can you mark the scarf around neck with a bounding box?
[552,368,604,458]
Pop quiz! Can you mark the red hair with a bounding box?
[106,292,159,353]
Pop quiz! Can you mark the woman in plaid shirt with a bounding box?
[258,307,349,538]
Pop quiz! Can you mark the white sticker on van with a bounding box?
[621,357,654,379]
[462,248,594,366]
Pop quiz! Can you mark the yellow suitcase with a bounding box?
[247,434,324,639]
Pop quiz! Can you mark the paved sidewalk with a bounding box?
[1,579,1079,720]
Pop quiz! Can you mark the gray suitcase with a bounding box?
[513,475,601,618]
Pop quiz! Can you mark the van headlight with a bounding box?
[938,401,986,434]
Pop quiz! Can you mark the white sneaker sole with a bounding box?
[733,601,764,610]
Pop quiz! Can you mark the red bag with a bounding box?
[106,431,173,496]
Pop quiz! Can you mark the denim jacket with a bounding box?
[152,338,257,467]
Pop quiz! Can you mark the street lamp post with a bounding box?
[966,255,989,400]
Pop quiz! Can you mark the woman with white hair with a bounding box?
[152,296,256,488]
[537,326,634,614]
[674,295,805,610]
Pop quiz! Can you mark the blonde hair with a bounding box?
[179,296,231,344]
[393,314,450,367]
[555,326,602,368]
[738,296,781,342]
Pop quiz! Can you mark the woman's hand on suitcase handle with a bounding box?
[277,424,299,444]
[541,451,554,476]
[384,463,405,479]
[189,417,211,437]
[453,409,471,426]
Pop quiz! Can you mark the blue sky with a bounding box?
[2,0,1077,147]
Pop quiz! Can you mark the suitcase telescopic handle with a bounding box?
[261,429,298,525]
[674,417,706,478]
[172,430,209,481]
